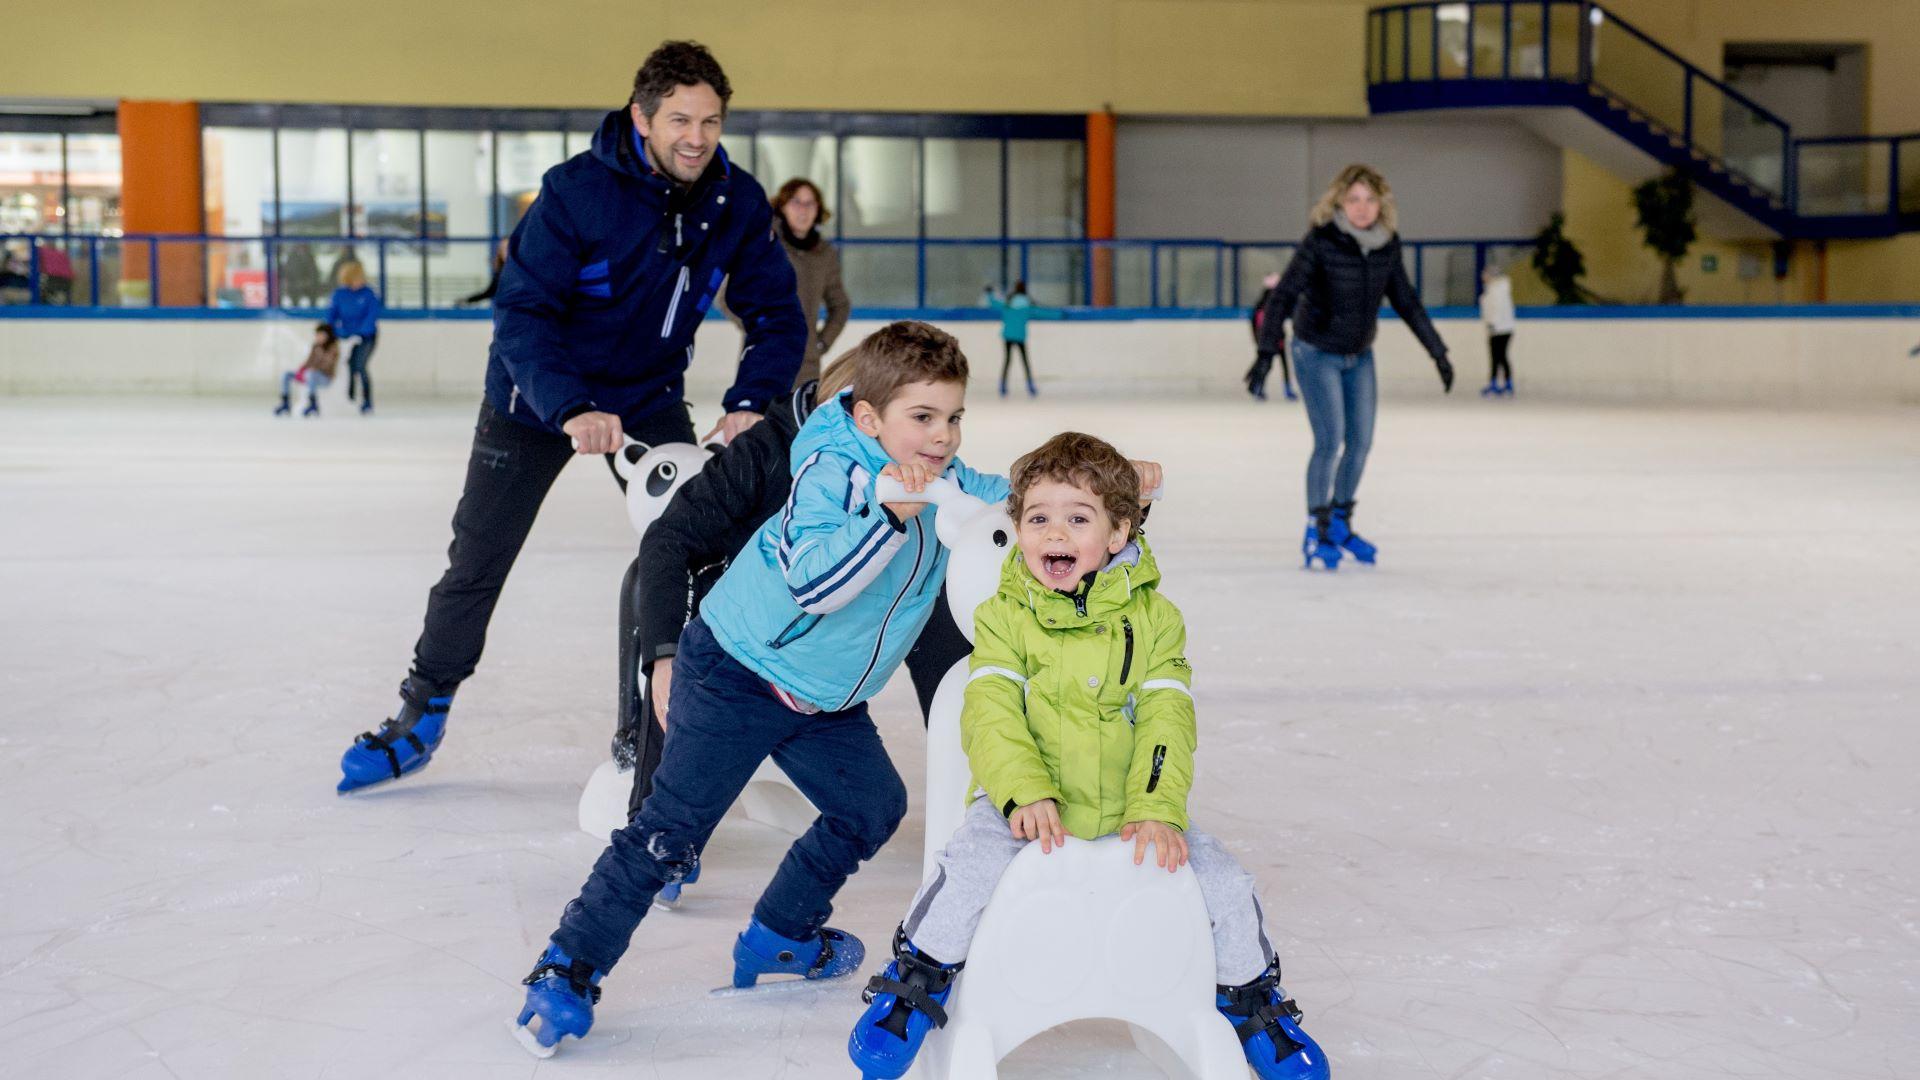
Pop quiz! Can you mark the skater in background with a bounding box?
[984,280,1057,397]
[331,40,805,797]
[274,320,341,413]
[848,432,1328,1080]
[1479,263,1516,397]
[1255,163,1453,571]
[327,261,382,415]
[513,323,1009,1057]
[769,177,851,388]
[1245,270,1296,401]
[461,239,510,305]
[273,322,341,417]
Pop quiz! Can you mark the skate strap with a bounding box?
[354,724,428,780]
[523,959,603,1004]
[806,928,849,978]
[863,972,953,1028]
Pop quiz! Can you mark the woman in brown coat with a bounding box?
[768,178,851,387]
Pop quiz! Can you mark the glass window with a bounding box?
[841,136,919,238]
[755,133,837,233]
[64,134,120,235]
[1008,140,1083,238]
[278,128,349,236]
[839,245,918,307]
[426,130,496,307]
[0,133,65,233]
[352,128,423,237]
[203,127,275,237]
[923,138,1000,238]
[924,243,1004,307]
[497,132,564,233]
[566,130,596,158]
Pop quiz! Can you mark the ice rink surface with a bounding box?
[2,388,1917,1079]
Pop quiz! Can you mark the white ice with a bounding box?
[2,391,1917,1079]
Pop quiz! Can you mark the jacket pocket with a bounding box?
[766,612,821,650]
[1145,744,1167,793]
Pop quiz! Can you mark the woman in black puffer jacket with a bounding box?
[1254,163,1453,570]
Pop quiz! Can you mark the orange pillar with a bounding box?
[119,101,204,306]
[1086,110,1116,307]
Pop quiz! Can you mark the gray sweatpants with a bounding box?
[902,797,1277,986]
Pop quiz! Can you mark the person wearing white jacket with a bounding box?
[1479,265,1517,396]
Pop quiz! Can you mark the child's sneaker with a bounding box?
[847,928,964,1079]
[512,942,602,1058]
[729,917,864,990]
[1217,962,1330,1080]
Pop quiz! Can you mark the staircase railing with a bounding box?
[1366,0,1915,230]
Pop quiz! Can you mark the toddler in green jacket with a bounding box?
[848,432,1330,1080]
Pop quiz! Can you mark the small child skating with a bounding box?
[1479,264,1516,397]
[847,432,1329,1080]
[984,280,1058,397]
[513,322,1013,1057]
[327,261,382,414]
[273,322,340,417]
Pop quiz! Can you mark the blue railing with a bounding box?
[1366,0,1918,233]
[0,232,1537,316]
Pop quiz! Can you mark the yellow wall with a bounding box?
[1,0,1376,117]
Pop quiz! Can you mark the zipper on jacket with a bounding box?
[766,612,819,650]
[1119,617,1134,684]
[508,385,520,415]
[1145,744,1167,793]
[1071,576,1091,617]
[842,523,924,708]
[674,213,683,250]
[661,265,690,337]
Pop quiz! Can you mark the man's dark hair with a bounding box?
[631,41,732,118]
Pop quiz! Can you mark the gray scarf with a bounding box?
[1333,208,1392,252]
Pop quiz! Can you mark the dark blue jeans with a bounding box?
[1293,339,1378,512]
[550,617,909,974]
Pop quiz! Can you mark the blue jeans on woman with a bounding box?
[1293,339,1377,512]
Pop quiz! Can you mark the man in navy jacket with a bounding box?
[336,41,807,794]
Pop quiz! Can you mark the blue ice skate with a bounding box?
[335,693,451,794]
[848,928,964,1079]
[721,917,864,995]
[653,861,700,909]
[512,942,602,1058]
[1217,962,1330,1080]
[1327,501,1376,565]
[1301,510,1342,571]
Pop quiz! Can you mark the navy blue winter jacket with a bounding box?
[484,108,806,433]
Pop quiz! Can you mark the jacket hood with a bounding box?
[999,533,1162,626]
[790,388,895,478]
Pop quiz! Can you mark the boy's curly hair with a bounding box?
[1008,432,1139,540]
[825,321,969,413]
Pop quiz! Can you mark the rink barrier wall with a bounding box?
[3,308,1918,406]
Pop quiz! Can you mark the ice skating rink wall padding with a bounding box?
[3,313,1918,406]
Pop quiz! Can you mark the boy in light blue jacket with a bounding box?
[513,321,1010,1057]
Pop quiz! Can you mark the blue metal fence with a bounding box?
[0,232,1538,316]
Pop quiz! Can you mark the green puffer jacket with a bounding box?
[962,534,1196,839]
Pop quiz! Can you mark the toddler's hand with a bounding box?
[1120,820,1187,873]
[1010,798,1067,853]
[1129,460,1164,503]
